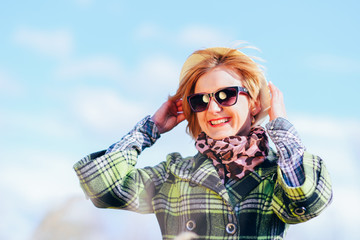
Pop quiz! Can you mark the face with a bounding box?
[194,66,255,139]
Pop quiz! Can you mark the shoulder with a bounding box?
[165,152,198,177]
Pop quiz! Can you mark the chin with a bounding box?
[207,131,234,140]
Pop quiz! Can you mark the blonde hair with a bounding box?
[169,47,266,139]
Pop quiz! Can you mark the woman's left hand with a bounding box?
[268,81,287,121]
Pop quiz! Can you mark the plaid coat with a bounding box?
[74,146,332,240]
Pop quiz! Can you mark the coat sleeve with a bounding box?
[74,149,168,213]
[266,117,306,187]
[271,151,333,224]
[73,116,167,214]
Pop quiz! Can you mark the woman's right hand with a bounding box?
[151,99,185,134]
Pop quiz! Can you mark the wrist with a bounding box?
[150,115,164,134]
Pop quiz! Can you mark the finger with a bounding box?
[175,99,183,107]
[268,81,277,97]
[268,81,282,100]
[177,112,186,123]
[176,99,183,112]
[166,100,180,116]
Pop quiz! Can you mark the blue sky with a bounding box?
[1,0,359,239]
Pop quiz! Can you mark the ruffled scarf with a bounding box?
[195,126,269,182]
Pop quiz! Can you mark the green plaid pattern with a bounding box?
[74,146,332,239]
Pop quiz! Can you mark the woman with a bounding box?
[74,47,332,239]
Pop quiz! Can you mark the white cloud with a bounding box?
[55,56,124,81]
[177,25,234,48]
[13,27,74,59]
[31,115,81,139]
[291,114,360,139]
[0,69,24,96]
[0,149,82,240]
[0,150,79,204]
[0,109,80,140]
[306,54,360,74]
[136,55,180,89]
[133,23,235,49]
[72,88,145,133]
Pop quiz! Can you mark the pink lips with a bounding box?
[208,117,231,127]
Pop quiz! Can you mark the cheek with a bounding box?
[196,112,206,127]
[231,104,251,123]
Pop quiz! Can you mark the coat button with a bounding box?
[226,223,237,235]
[294,206,306,216]
[189,182,197,187]
[186,220,196,231]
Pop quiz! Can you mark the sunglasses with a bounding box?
[187,86,249,112]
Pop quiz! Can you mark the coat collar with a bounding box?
[167,150,278,205]
[190,153,229,201]
[167,152,229,201]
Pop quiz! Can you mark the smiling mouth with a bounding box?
[209,118,230,126]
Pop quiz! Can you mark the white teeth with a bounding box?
[210,119,229,125]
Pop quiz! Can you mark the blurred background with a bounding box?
[1,0,359,239]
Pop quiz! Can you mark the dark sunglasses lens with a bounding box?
[215,87,238,106]
[189,94,208,112]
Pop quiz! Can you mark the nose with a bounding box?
[207,97,222,113]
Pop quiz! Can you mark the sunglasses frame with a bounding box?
[187,86,249,113]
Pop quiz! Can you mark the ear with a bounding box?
[250,100,261,116]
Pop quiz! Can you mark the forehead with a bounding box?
[194,66,243,93]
